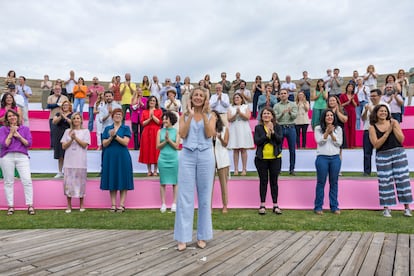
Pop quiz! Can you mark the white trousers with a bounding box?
[1,152,33,207]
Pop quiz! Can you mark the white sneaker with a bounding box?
[65,209,71,214]
[403,209,412,217]
[54,173,63,178]
[160,204,167,213]
[383,209,392,217]
[171,203,177,212]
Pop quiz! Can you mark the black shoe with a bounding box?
[289,171,296,176]
[363,173,371,177]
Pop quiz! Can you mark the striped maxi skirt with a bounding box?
[375,147,413,206]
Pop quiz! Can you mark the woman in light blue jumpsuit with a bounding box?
[174,88,216,251]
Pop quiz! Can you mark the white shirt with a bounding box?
[65,79,76,95]
[209,93,230,113]
[314,125,342,156]
[281,82,296,96]
[355,85,370,102]
[150,82,162,101]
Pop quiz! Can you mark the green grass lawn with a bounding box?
[2,208,413,234]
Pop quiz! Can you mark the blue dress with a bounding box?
[158,128,178,185]
[100,124,134,191]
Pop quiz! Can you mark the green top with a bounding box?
[313,90,327,109]
[273,101,298,125]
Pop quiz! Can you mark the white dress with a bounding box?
[227,104,254,149]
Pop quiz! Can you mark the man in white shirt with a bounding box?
[281,75,296,102]
[210,83,230,126]
[64,70,77,103]
[323,69,332,94]
[150,75,163,102]
[99,91,122,131]
[159,78,175,111]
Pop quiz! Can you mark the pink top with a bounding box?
[61,128,91,168]
[131,97,147,123]
[0,106,18,126]
[87,85,105,107]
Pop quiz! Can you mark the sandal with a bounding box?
[117,206,126,213]
[153,172,158,177]
[272,206,282,215]
[109,206,116,212]
[7,207,14,216]
[258,206,266,215]
[28,206,36,215]
[147,172,153,176]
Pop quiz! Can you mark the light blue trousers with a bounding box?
[174,148,215,243]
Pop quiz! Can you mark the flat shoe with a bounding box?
[177,242,186,251]
[197,240,206,249]
[314,210,323,215]
[258,206,266,215]
[273,206,282,215]
[65,209,72,214]
[27,206,35,215]
[7,207,14,216]
[79,208,86,212]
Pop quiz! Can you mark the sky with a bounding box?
[1,0,413,83]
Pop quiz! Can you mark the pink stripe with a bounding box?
[1,178,411,210]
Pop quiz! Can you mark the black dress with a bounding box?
[52,112,72,159]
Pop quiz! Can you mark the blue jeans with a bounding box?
[314,155,341,211]
[281,126,296,172]
[88,107,94,131]
[391,113,402,123]
[355,100,367,130]
[73,98,85,115]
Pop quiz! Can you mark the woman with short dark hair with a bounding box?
[100,108,134,212]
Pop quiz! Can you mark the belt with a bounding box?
[280,124,295,128]
[219,112,227,115]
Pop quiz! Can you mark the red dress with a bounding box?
[138,108,162,164]
[339,93,359,148]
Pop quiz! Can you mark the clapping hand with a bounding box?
[10,126,19,138]
[109,129,116,137]
[69,130,76,140]
[202,100,209,114]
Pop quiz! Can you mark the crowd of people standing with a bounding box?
[1,66,413,250]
